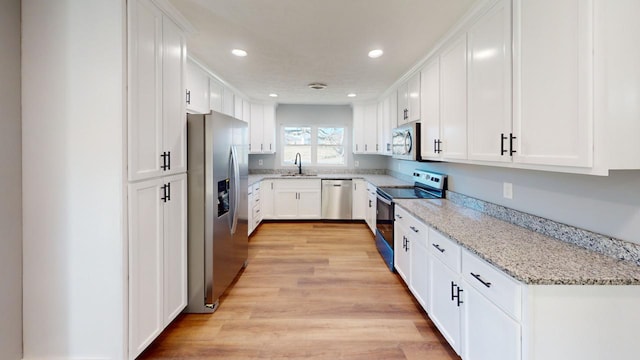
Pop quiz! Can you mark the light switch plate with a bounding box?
[503,182,513,199]
[258,159,263,166]
[354,160,359,167]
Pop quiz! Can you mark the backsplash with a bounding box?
[250,168,387,175]
[447,191,640,267]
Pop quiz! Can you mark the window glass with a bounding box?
[283,127,312,164]
[317,127,345,165]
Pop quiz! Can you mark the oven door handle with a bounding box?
[376,193,393,206]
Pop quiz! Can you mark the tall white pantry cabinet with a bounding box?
[127,0,188,359]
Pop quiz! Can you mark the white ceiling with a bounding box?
[169,0,477,105]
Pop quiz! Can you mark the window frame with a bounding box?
[280,124,348,167]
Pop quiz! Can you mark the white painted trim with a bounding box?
[151,0,197,35]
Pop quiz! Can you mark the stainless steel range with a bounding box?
[375,170,447,271]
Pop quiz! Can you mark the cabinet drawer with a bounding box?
[462,249,522,321]
[395,206,428,247]
[253,192,261,206]
[253,204,262,220]
[428,228,461,272]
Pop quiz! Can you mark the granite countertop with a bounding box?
[248,173,411,188]
[394,198,640,286]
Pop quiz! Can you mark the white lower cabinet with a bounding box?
[273,179,321,219]
[352,179,367,220]
[428,255,463,355]
[248,182,262,235]
[462,281,521,360]
[409,236,429,309]
[128,173,187,359]
[260,179,275,219]
[365,182,377,234]
[394,221,410,283]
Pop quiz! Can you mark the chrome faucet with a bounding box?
[294,152,302,175]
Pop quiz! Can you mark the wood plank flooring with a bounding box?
[139,222,459,359]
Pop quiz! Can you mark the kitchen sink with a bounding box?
[280,173,317,177]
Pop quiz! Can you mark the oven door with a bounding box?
[376,193,393,245]
[375,192,395,271]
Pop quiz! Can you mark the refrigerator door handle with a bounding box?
[229,145,240,234]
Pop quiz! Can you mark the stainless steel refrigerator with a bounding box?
[185,111,248,313]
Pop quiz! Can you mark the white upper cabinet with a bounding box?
[420,57,442,160]
[440,34,468,161]
[222,87,235,117]
[209,78,223,113]
[512,0,593,167]
[234,96,244,122]
[128,0,186,181]
[249,103,276,154]
[185,58,209,114]
[467,0,512,163]
[378,96,393,155]
[397,72,421,125]
[352,103,378,154]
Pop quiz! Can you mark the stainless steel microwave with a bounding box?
[391,122,421,161]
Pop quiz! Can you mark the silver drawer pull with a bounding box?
[470,272,492,288]
[432,243,445,253]
[410,226,419,233]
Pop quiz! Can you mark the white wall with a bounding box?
[389,158,640,245]
[0,0,23,358]
[22,1,127,359]
[248,104,387,171]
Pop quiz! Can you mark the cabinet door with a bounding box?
[429,255,462,354]
[261,180,275,219]
[209,78,223,113]
[407,72,421,122]
[352,105,365,153]
[512,0,593,167]
[234,96,244,121]
[352,179,367,220]
[389,89,398,129]
[273,189,298,219]
[462,281,521,360]
[249,103,264,153]
[367,191,377,234]
[163,174,187,324]
[243,99,251,123]
[380,97,392,155]
[128,0,163,181]
[440,34,468,161]
[128,178,164,358]
[364,103,378,153]
[394,224,410,284]
[468,0,512,163]
[298,189,322,219]
[186,59,209,114]
[410,240,429,311]
[222,87,235,117]
[397,82,409,125]
[420,58,441,160]
[263,104,276,153]
[162,15,187,176]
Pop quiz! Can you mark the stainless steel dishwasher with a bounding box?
[321,179,353,220]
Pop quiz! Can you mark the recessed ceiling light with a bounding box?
[347,93,357,97]
[231,49,247,57]
[368,49,384,58]
[308,82,327,90]
[269,93,278,98]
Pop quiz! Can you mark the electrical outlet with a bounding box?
[258,159,263,166]
[354,160,359,167]
[503,182,513,199]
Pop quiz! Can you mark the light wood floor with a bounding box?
[139,221,459,359]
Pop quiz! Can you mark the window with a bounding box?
[282,125,346,166]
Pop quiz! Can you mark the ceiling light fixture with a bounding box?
[269,93,278,98]
[368,49,384,58]
[308,82,327,90]
[231,49,247,57]
[347,93,357,97]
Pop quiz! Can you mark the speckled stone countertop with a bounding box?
[248,174,411,188]
[394,198,640,285]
